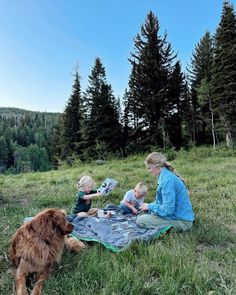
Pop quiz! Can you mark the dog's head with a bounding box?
[30,208,74,237]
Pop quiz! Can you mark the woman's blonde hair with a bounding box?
[145,152,174,171]
[77,176,96,190]
[145,152,187,186]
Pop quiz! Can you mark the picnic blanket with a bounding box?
[67,214,171,252]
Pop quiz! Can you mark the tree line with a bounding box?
[0,108,60,173]
[1,1,236,173]
[56,2,236,159]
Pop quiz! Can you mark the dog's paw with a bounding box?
[65,237,86,252]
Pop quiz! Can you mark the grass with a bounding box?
[0,147,236,294]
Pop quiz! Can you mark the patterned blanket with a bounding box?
[67,214,171,252]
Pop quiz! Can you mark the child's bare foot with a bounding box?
[105,211,112,218]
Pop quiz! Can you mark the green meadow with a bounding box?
[0,147,235,295]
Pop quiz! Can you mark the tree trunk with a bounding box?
[209,99,216,148]
[226,131,233,147]
[219,114,233,147]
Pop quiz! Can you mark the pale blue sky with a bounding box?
[0,0,235,113]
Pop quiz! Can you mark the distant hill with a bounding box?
[0,107,62,173]
[0,107,61,127]
[0,106,61,118]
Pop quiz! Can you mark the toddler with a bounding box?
[71,176,102,217]
[119,182,148,215]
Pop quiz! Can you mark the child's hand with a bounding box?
[96,192,102,197]
[132,208,139,215]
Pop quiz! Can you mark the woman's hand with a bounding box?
[140,203,149,211]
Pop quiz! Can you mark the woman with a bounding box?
[137,152,195,231]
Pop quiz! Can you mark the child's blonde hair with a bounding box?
[77,176,96,191]
[135,182,148,197]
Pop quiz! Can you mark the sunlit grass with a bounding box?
[0,147,235,294]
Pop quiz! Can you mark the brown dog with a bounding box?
[9,208,85,295]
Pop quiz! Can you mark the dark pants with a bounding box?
[118,204,134,214]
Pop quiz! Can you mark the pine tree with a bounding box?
[188,31,214,144]
[165,61,186,149]
[49,116,64,167]
[61,70,83,158]
[197,79,217,147]
[82,58,122,159]
[212,1,236,145]
[128,11,176,149]
[180,81,195,146]
[121,89,131,153]
[0,136,9,172]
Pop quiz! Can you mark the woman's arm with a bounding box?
[148,181,176,217]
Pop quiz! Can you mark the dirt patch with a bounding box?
[0,195,31,208]
[197,241,217,251]
[227,224,236,235]
[0,196,8,207]
[196,241,234,251]
[18,197,31,207]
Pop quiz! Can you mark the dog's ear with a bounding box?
[30,208,73,237]
[53,210,74,235]
[30,209,54,235]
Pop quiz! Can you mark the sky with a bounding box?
[0,0,235,113]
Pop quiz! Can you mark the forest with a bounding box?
[0,1,235,174]
[0,107,60,173]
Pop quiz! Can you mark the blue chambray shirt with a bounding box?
[148,167,195,221]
